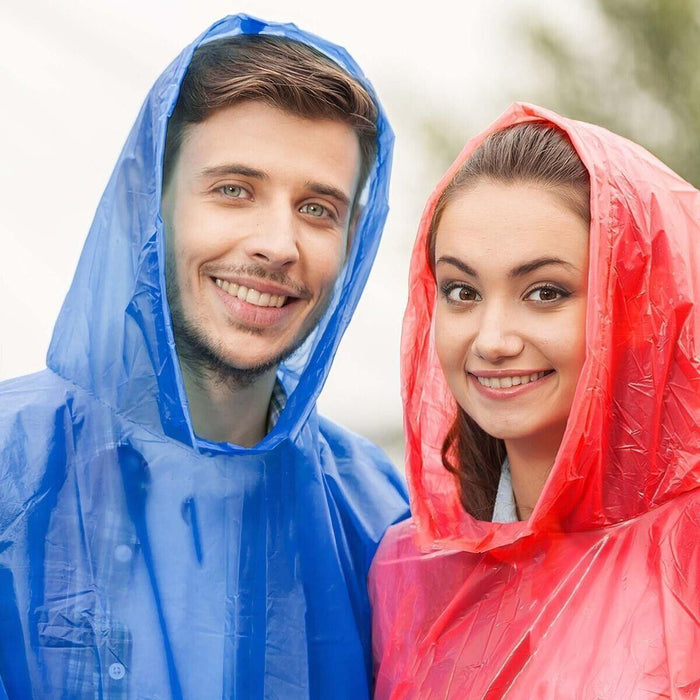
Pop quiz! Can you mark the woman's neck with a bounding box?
[505,427,565,520]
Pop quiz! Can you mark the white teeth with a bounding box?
[476,371,548,389]
[214,278,287,308]
[245,288,261,305]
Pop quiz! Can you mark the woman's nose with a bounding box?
[471,304,524,362]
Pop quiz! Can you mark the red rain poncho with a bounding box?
[369,103,700,698]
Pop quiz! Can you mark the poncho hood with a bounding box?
[46,14,394,453]
[403,102,700,551]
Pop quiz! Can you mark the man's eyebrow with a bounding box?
[435,255,578,278]
[198,164,268,180]
[305,181,351,209]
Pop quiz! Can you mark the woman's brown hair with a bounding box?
[427,122,590,520]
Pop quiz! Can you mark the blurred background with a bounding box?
[2,0,699,469]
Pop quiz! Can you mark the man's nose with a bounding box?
[471,303,524,363]
[243,203,300,269]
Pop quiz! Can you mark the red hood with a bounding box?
[402,102,700,551]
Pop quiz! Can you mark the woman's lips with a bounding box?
[474,370,552,389]
[469,370,554,396]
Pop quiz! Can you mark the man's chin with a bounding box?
[174,322,304,390]
[181,344,280,390]
[166,274,328,391]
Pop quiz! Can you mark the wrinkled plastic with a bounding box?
[369,103,700,698]
[0,14,409,700]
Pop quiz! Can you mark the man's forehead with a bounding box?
[176,102,361,194]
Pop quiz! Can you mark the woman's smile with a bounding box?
[470,369,553,390]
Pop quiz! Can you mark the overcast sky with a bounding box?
[0,0,593,461]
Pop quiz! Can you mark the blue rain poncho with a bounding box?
[0,15,409,699]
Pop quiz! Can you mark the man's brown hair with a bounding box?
[163,34,379,199]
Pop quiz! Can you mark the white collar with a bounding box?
[492,458,518,523]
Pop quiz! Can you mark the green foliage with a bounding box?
[524,0,700,185]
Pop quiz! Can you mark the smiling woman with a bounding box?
[434,178,589,520]
[369,102,700,698]
[426,122,590,520]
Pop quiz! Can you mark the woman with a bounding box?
[370,103,700,698]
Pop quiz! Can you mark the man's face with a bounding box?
[161,101,362,382]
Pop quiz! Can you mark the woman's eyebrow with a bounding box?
[435,256,478,277]
[509,257,578,278]
[435,255,578,279]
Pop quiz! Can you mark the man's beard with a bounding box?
[165,255,333,391]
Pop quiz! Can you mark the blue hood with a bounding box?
[47,13,394,452]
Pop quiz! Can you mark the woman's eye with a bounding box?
[300,203,328,218]
[443,284,480,303]
[526,285,567,302]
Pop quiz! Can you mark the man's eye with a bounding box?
[300,203,328,218]
[220,185,246,198]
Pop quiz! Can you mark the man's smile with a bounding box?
[214,278,287,308]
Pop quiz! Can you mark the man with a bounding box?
[0,15,408,699]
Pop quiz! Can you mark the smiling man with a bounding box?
[0,15,408,700]
[161,96,361,446]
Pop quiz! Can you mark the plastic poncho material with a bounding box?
[369,103,700,698]
[0,15,409,700]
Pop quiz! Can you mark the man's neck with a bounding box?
[181,364,278,447]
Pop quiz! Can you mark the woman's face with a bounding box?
[434,180,589,457]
